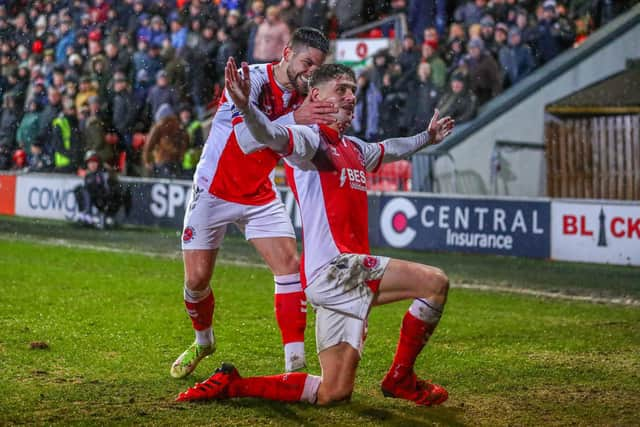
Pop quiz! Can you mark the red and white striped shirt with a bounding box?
[284,124,384,286]
[193,63,303,205]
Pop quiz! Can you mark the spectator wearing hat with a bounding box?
[479,15,497,56]
[150,15,168,47]
[17,98,43,157]
[492,22,510,59]
[532,0,575,65]
[52,96,83,173]
[499,26,536,88]
[142,103,188,178]
[454,0,488,27]
[463,37,502,106]
[146,69,179,120]
[436,72,477,124]
[252,6,290,63]
[82,95,115,166]
[420,39,447,90]
[445,37,466,77]
[137,13,152,42]
[110,73,136,157]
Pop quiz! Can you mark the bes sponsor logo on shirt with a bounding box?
[339,168,367,191]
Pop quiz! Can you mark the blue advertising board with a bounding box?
[373,195,551,258]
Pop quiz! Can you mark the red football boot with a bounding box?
[176,363,241,402]
[381,366,448,406]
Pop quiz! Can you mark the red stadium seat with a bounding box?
[368,160,412,191]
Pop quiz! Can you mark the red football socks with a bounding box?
[274,274,306,345]
[184,288,214,331]
[228,372,311,402]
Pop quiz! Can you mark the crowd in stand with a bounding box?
[0,0,635,178]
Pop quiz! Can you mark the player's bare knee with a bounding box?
[432,267,450,298]
[184,272,212,291]
[416,266,449,302]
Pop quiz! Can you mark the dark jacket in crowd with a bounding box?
[146,84,179,120]
[499,43,536,87]
[112,88,138,141]
[532,17,575,65]
[406,79,441,135]
[436,85,478,124]
[465,51,502,105]
[0,105,19,149]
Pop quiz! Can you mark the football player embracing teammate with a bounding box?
[176,59,455,406]
[172,28,336,378]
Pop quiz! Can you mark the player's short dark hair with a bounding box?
[290,27,330,54]
[309,63,355,88]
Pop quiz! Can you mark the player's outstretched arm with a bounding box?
[225,57,291,154]
[378,109,455,163]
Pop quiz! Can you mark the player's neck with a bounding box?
[272,61,294,92]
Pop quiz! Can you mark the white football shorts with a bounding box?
[305,253,390,356]
[181,185,295,250]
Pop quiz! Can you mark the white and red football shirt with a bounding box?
[284,124,384,286]
[193,63,303,205]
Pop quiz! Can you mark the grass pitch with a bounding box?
[0,218,639,426]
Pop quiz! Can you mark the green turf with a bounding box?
[2,215,640,301]
[0,237,638,426]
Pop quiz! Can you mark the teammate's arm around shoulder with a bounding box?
[225,57,319,161]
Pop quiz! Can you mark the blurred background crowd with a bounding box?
[0,0,635,179]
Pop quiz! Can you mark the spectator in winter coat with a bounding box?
[142,103,188,178]
[499,27,536,87]
[146,70,179,120]
[406,62,441,135]
[82,96,115,166]
[52,97,83,173]
[397,34,421,79]
[464,38,502,105]
[17,98,43,156]
[112,75,139,151]
[436,72,478,124]
[38,87,63,152]
[454,0,488,27]
[252,6,291,63]
[532,1,575,65]
[420,40,447,90]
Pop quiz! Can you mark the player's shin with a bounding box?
[184,286,215,346]
[389,298,444,378]
[228,372,321,403]
[274,273,307,371]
